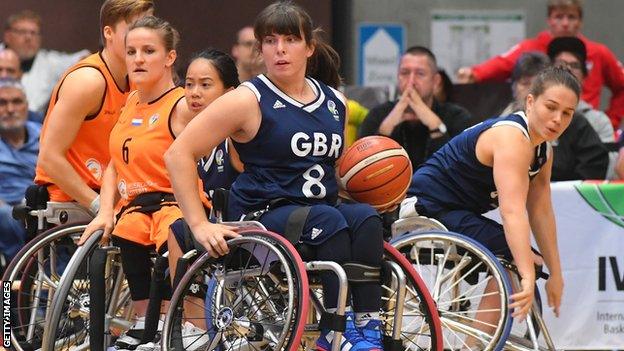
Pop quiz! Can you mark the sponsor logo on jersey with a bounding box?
[273,100,286,109]
[118,179,128,200]
[148,113,159,127]
[311,227,323,240]
[85,158,103,180]
[131,118,143,126]
[327,100,339,121]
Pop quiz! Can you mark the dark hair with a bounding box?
[254,1,341,88]
[188,49,240,89]
[528,65,581,100]
[437,68,453,102]
[404,46,437,72]
[547,36,588,76]
[547,0,583,19]
[128,16,179,52]
[511,52,550,82]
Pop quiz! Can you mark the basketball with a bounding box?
[338,136,412,211]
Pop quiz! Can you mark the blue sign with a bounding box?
[358,23,405,86]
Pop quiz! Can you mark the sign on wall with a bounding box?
[431,10,525,81]
[358,23,405,87]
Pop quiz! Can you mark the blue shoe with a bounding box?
[316,312,382,351]
[358,319,384,349]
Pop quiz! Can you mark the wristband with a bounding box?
[89,195,100,214]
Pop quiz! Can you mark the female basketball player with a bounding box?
[403,65,579,324]
[165,2,385,350]
[78,16,202,350]
[35,0,153,211]
[184,49,243,197]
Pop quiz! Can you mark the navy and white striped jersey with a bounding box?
[229,74,346,216]
[408,112,548,215]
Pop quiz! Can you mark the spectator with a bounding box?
[231,25,264,82]
[547,36,619,179]
[0,48,43,123]
[457,0,624,129]
[504,52,608,180]
[2,10,89,113]
[617,137,624,179]
[434,68,454,104]
[359,46,473,168]
[0,78,41,261]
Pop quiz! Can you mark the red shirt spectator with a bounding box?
[457,0,624,129]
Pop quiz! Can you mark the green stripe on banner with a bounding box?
[575,183,624,228]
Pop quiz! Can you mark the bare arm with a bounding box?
[37,67,106,207]
[526,151,564,316]
[165,87,260,256]
[485,127,535,318]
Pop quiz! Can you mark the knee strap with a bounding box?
[319,312,346,332]
[343,262,381,284]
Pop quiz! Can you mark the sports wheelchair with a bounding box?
[3,185,94,351]
[389,214,557,351]
[41,189,444,351]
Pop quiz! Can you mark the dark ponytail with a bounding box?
[307,28,341,88]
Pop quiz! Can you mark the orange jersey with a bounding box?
[35,52,130,201]
[110,87,185,206]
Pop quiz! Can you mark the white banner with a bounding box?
[488,181,624,349]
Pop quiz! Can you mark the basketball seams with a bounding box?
[346,161,411,194]
[339,148,409,183]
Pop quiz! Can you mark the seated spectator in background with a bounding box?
[0,48,43,123]
[0,78,41,261]
[231,25,264,82]
[345,99,368,147]
[504,52,608,180]
[359,46,473,168]
[617,137,624,179]
[547,36,619,179]
[457,0,624,129]
[2,10,89,113]
[434,68,454,104]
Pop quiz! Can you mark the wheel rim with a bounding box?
[165,234,305,351]
[392,231,512,351]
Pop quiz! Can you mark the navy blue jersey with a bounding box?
[197,139,240,199]
[229,74,346,217]
[409,112,548,215]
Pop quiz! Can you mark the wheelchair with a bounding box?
[2,185,94,351]
[159,191,444,351]
[389,215,557,351]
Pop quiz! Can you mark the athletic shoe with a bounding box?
[111,316,147,350]
[358,319,384,349]
[180,321,210,351]
[316,312,382,351]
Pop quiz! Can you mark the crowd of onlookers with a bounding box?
[1,0,624,264]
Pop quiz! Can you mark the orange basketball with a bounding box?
[339,136,412,211]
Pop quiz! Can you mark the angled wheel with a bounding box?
[392,230,513,351]
[2,222,87,351]
[382,242,444,351]
[42,229,133,351]
[162,229,309,351]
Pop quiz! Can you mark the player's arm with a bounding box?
[78,162,119,245]
[526,148,563,316]
[489,127,535,319]
[37,67,106,208]
[165,87,259,256]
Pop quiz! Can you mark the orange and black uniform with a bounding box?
[35,52,129,201]
[109,87,191,251]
